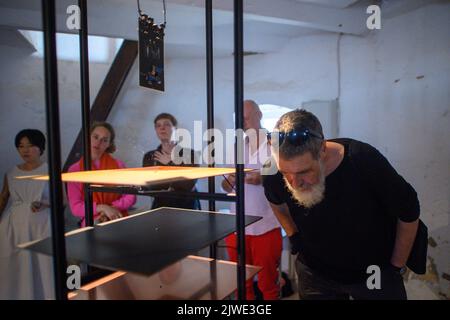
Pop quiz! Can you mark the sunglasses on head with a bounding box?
[266,128,323,146]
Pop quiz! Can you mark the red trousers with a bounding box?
[225,227,282,300]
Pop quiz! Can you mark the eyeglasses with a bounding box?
[266,128,323,147]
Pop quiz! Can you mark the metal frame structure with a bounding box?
[206,0,217,261]
[79,0,94,227]
[40,0,247,300]
[233,0,246,300]
[89,186,237,202]
[41,0,68,300]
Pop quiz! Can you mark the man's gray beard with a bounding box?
[284,160,326,209]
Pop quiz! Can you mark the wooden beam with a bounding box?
[63,39,138,172]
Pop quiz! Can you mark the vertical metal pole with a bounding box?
[206,0,217,259]
[78,0,94,227]
[41,0,68,300]
[233,0,246,300]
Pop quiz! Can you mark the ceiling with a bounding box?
[0,0,433,58]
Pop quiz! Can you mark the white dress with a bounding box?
[0,163,54,299]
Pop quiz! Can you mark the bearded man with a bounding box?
[262,109,420,300]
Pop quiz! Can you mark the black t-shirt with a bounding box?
[142,146,200,210]
[262,138,420,284]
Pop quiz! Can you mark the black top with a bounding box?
[143,145,200,210]
[25,207,261,275]
[262,138,420,284]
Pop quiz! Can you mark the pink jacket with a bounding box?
[67,158,137,226]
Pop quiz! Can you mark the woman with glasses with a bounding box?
[67,122,136,227]
[0,129,53,299]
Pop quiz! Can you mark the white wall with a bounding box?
[1,1,448,299]
[110,32,341,161]
[108,32,341,210]
[109,3,450,298]
[0,30,341,209]
[339,2,450,298]
[0,42,111,179]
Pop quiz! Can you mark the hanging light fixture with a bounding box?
[137,0,166,91]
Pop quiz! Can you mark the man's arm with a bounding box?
[391,218,419,268]
[268,202,298,236]
[221,171,261,192]
[244,171,261,185]
[221,174,235,193]
[354,143,421,268]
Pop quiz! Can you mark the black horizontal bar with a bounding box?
[88,185,237,202]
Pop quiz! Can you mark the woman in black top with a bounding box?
[142,113,200,210]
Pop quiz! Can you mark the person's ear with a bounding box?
[320,141,326,156]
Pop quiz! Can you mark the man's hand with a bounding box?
[153,151,173,165]
[245,171,262,185]
[222,171,262,192]
[222,174,236,193]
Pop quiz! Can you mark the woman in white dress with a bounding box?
[0,129,54,299]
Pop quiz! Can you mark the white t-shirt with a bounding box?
[228,135,281,236]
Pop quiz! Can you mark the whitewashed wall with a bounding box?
[0,1,448,299]
[108,32,340,210]
[0,43,110,177]
[339,2,450,298]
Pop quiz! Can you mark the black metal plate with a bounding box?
[26,207,260,276]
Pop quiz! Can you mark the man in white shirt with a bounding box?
[222,100,282,300]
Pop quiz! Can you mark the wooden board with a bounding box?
[16,166,252,186]
[68,255,261,300]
